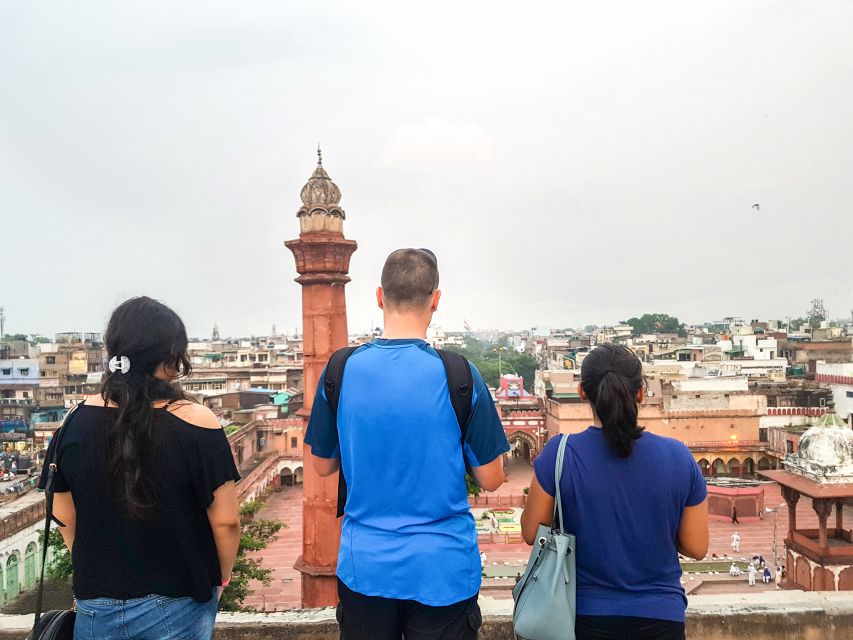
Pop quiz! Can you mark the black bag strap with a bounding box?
[33,402,81,633]
[323,347,360,519]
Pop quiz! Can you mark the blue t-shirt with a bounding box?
[534,428,707,623]
[305,338,510,606]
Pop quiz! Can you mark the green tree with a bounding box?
[40,529,72,583]
[466,474,481,497]
[1,333,27,342]
[444,337,538,392]
[624,314,686,337]
[218,502,284,611]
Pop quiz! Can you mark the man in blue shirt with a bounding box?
[305,248,509,640]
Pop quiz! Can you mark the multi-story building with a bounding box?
[0,359,39,424]
[816,361,853,424]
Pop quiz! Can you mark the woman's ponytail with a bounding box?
[580,343,645,458]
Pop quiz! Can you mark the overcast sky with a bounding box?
[2,1,852,339]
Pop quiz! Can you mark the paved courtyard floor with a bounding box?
[243,460,850,609]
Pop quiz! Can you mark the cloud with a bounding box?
[376,117,494,173]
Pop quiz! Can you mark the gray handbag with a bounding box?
[512,434,576,640]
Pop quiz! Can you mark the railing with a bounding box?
[766,407,826,417]
[236,453,302,503]
[791,530,853,560]
[685,440,765,449]
[477,531,525,545]
[469,494,526,508]
[0,497,45,539]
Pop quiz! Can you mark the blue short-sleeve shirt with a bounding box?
[534,428,707,623]
[305,338,509,606]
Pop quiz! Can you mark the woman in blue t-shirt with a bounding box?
[521,343,708,640]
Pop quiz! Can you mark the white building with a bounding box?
[816,361,853,424]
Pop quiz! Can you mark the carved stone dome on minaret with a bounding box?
[297,146,346,234]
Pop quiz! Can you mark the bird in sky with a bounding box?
[752,203,760,211]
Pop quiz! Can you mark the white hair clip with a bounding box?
[108,355,131,374]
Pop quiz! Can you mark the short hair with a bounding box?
[381,248,439,310]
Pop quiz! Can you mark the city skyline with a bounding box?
[1,303,849,343]
[2,2,852,338]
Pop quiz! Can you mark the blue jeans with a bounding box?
[74,590,217,640]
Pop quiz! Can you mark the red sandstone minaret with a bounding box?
[286,148,357,607]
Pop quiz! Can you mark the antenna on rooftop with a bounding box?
[0,307,5,340]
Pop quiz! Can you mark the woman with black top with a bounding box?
[38,297,241,640]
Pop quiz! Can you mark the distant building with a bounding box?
[816,362,853,424]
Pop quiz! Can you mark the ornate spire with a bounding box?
[297,148,345,231]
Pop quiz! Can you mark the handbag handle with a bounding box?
[552,434,569,533]
[32,402,80,633]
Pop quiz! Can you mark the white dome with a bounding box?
[785,409,853,484]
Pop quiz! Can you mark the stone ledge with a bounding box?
[0,592,850,639]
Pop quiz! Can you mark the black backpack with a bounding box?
[323,345,475,518]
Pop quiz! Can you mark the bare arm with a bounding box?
[520,476,555,545]
[311,449,340,478]
[52,492,77,552]
[470,457,505,492]
[207,481,240,584]
[677,499,709,560]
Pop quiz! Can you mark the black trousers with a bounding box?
[336,579,481,640]
[576,615,686,640]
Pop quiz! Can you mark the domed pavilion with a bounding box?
[761,400,853,590]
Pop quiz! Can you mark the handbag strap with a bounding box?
[32,402,81,632]
[552,434,569,533]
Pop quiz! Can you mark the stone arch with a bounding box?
[23,543,37,590]
[743,458,755,476]
[757,456,771,471]
[795,556,812,590]
[727,457,741,476]
[813,566,835,591]
[6,554,19,600]
[506,431,537,463]
[711,458,725,476]
[839,566,853,590]
[294,466,303,484]
[697,458,711,477]
[280,468,294,487]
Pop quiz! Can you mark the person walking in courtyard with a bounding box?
[763,566,772,584]
[306,248,509,640]
[731,505,739,523]
[521,343,709,640]
[748,563,757,586]
[39,297,241,640]
[731,531,741,553]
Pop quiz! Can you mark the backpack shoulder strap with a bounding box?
[324,346,359,417]
[435,349,474,438]
[322,346,359,519]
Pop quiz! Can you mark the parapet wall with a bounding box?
[1,592,851,640]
